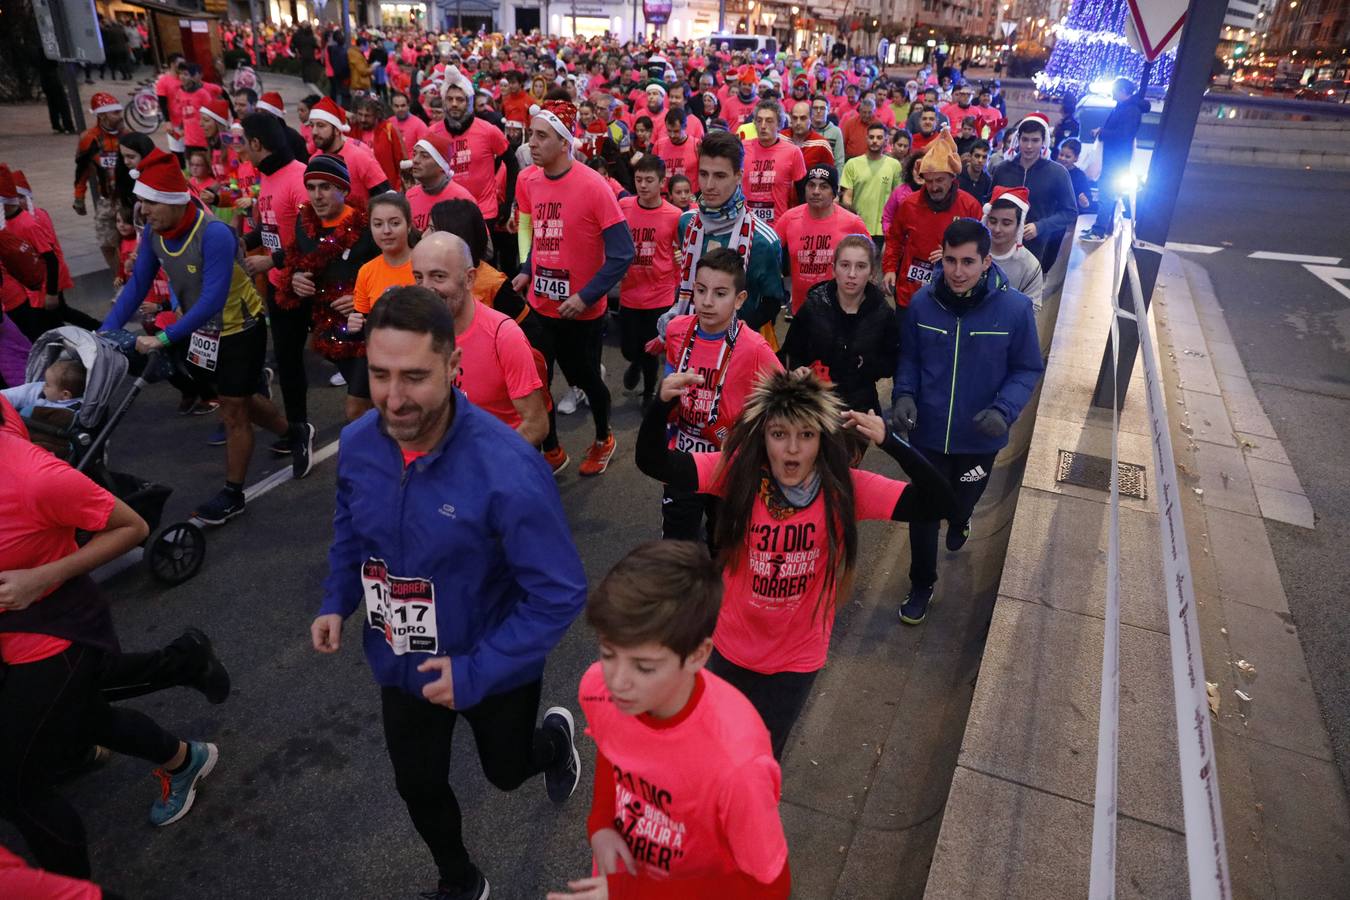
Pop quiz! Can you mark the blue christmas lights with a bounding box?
[1037,0,1177,97]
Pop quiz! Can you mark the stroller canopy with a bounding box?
[24,327,130,430]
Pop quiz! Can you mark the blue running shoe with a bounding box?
[899,584,936,626]
[205,423,226,446]
[150,741,218,827]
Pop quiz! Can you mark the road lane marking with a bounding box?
[244,439,341,502]
[1165,242,1224,254]
[1249,251,1342,265]
[1303,265,1350,303]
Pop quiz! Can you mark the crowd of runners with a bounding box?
[0,21,1151,898]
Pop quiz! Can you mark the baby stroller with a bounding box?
[22,327,206,585]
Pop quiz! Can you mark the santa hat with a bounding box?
[985,185,1030,222]
[530,100,578,146]
[919,130,961,176]
[442,65,475,112]
[258,91,286,118]
[201,98,233,129]
[308,97,350,132]
[0,166,18,203]
[413,134,455,179]
[304,153,351,192]
[1017,112,1052,137]
[90,92,123,115]
[646,82,668,98]
[131,149,192,204]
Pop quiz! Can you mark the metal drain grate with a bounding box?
[1056,450,1147,499]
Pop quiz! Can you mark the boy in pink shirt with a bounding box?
[618,156,681,406]
[547,540,791,900]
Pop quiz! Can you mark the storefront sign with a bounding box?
[643,0,672,24]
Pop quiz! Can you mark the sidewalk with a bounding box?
[924,222,1350,898]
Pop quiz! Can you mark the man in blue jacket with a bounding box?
[311,286,586,900]
[891,219,1043,625]
[990,113,1078,269]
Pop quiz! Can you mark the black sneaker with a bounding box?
[899,584,935,626]
[268,437,292,456]
[420,868,489,900]
[542,706,581,803]
[1080,228,1109,243]
[192,489,246,526]
[178,628,231,704]
[946,520,971,552]
[622,361,641,392]
[291,422,316,479]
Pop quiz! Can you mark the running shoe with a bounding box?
[191,399,220,416]
[257,366,274,400]
[578,433,617,477]
[178,396,199,415]
[622,361,641,392]
[899,584,936,626]
[1079,228,1108,243]
[946,520,971,552]
[543,446,569,476]
[329,370,347,387]
[149,741,218,827]
[420,867,489,900]
[192,489,245,526]
[542,707,581,803]
[178,627,231,705]
[556,385,586,415]
[205,424,227,447]
[269,436,292,455]
[291,422,316,479]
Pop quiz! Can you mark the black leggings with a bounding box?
[618,305,663,398]
[380,679,562,889]
[908,447,999,590]
[531,315,611,447]
[707,650,819,761]
[265,288,312,425]
[7,298,102,343]
[0,644,182,878]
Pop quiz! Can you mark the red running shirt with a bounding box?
[579,664,790,894]
[446,118,509,219]
[774,204,870,313]
[691,454,905,673]
[651,136,700,193]
[406,180,476,233]
[454,303,544,428]
[255,158,309,288]
[516,163,625,321]
[619,197,681,311]
[663,315,782,453]
[740,138,806,229]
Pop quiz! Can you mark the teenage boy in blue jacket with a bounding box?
[312,284,587,900]
[891,218,1043,625]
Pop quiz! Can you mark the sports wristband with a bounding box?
[157,331,172,346]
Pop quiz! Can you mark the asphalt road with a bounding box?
[1,280,1016,899]
[1168,162,1350,793]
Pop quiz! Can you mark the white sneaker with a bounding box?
[329,371,347,387]
[557,386,587,415]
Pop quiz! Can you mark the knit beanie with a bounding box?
[304,153,350,192]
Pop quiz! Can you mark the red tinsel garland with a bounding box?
[276,202,369,360]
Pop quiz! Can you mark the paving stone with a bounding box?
[1191,441,1261,517]
[1252,482,1316,529]
[1234,432,1291,466]
[1243,457,1304,495]
[1181,388,1237,447]
[1202,507,1290,616]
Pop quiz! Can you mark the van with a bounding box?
[705,33,778,57]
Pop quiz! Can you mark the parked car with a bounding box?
[1294,79,1350,102]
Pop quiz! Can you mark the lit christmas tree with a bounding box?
[1036,0,1177,97]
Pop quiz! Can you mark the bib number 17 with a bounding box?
[362,558,438,655]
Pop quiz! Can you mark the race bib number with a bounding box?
[261,229,282,251]
[906,260,934,284]
[100,151,119,171]
[533,266,570,302]
[747,201,775,224]
[187,328,220,372]
[675,428,716,454]
[361,558,438,655]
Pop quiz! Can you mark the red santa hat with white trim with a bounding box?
[985,185,1030,221]
[90,91,123,115]
[258,92,286,119]
[0,166,19,204]
[201,98,233,129]
[308,96,350,132]
[1017,112,1052,137]
[412,134,455,179]
[131,149,192,205]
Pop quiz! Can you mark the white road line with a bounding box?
[1165,242,1224,254]
[244,439,340,502]
[1303,265,1350,303]
[1249,251,1342,265]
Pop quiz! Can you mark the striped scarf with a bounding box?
[675,187,754,315]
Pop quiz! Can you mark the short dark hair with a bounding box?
[241,112,287,153]
[990,197,1026,224]
[971,138,991,153]
[667,173,691,193]
[1018,118,1047,139]
[754,99,781,120]
[48,358,87,397]
[233,87,258,106]
[391,91,410,104]
[367,286,457,355]
[664,106,687,129]
[695,246,747,294]
[429,199,488,266]
[867,121,887,135]
[586,540,722,661]
[699,128,744,172]
[633,154,666,179]
[634,114,653,130]
[301,93,323,108]
[943,218,992,257]
[505,70,524,84]
[1059,137,1083,156]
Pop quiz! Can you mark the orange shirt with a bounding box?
[352,253,415,314]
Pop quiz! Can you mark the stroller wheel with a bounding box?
[147,521,206,585]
